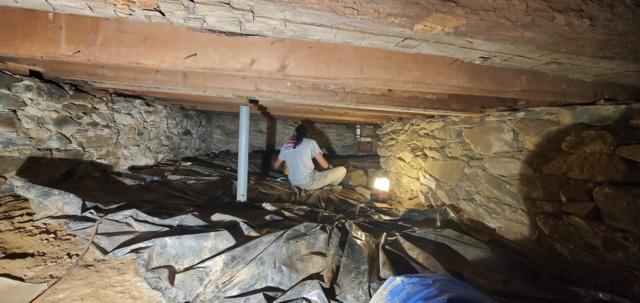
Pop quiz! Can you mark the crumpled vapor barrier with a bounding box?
[3,156,630,303]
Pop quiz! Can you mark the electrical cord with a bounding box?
[30,217,103,303]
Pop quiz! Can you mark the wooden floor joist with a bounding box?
[0,7,637,123]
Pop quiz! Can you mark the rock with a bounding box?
[463,124,518,155]
[113,113,135,125]
[562,215,603,248]
[141,108,162,123]
[561,130,616,154]
[423,149,442,159]
[91,112,115,125]
[421,120,446,131]
[0,112,20,132]
[536,215,555,235]
[543,154,627,182]
[443,143,469,158]
[517,174,591,202]
[397,175,423,193]
[558,105,631,126]
[0,72,20,89]
[559,184,594,203]
[422,160,465,187]
[457,195,530,241]
[36,133,71,149]
[508,119,558,150]
[62,103,96,114]
[561,202,595,218]
[380,157,418,178]
[355,186,371,198]
[12,80,68,104]
[9,177,83,219]
[471,171,520,205]
[76,128,118,148]
[51,114,80,135]
[593,186,640,234]
[434,189,451,204]
[52,149,86,159]
[432,126,462,141]
[418,171,436,190]
[420,139,440,149]
[345,169,368,187]
[0,91,26,110]
[615,145,640,162]
[0,132,32,149]
[483,157,532,176]
[109,99,137,113]
[69,91,107,107]
[397,151,415,163]
[533,200,561,213]
[16,112,38,129]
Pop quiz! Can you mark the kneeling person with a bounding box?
[272,124,346,190]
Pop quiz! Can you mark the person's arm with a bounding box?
[314,153,331,170]
[272,158,283,170]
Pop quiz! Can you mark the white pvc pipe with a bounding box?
[236,105,250,202]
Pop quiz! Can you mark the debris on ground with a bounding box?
[0,194,164,303]
[0,155,634,302]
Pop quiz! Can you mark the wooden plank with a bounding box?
[0,7,636,107]
[1,0,637,86]
[153,97,404,123]
[169,101,389,124]
[0,58,486,116]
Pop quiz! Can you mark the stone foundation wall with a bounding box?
[378,104,640,295]
[378,104,640,293]
[199,115,360,156]
[379,105,640,236]
[0,73,359,172]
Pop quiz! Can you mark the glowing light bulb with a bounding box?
[373,177,390,192]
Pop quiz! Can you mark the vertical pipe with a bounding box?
[236,105,250,202]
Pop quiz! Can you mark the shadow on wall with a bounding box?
[301,120,336,156]
[254,114,340,174]
[257,106,278,175]
[518,107,640,300]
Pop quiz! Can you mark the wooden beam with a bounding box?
[0,0,637,86]
[169,101,389,124]
[152,97,405,124]
[0,58,489,116]
[0,7,636,111]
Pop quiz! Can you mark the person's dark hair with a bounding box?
[292,124,308,148]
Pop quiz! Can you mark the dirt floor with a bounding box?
[0,194,163,302]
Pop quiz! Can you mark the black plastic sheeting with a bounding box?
[4,156,633,303]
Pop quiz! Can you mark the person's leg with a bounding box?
[328,166,347,185]
[303,166,346,190]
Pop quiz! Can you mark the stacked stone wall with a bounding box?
[0,73,359,172]
[378,104,640,297]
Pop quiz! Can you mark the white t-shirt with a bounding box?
[278,138,322,186]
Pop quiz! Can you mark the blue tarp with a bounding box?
[370,274,496,303]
